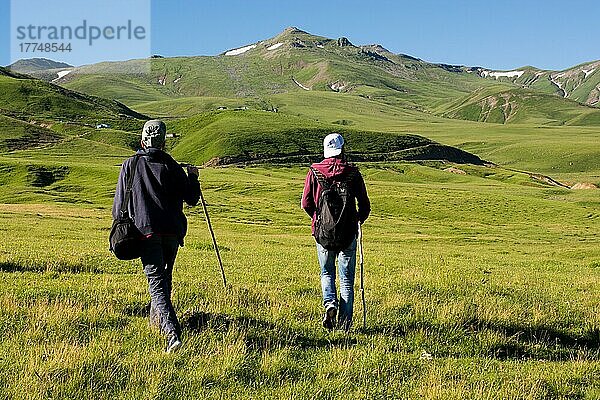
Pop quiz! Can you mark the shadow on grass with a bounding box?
[181,310,357,350]
[0,261,101,274]
[480,321,600,360]
[122,301,150,318]
[363,318,600,361]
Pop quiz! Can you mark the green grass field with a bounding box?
[1,152,599,399]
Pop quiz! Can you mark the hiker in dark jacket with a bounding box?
[301,133,370,331]
[112,120,200,353]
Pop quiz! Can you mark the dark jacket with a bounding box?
[112,148,200,245]
[301,157,370,235]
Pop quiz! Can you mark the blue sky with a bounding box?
[1,0,598,70]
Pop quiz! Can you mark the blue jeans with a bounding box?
[140,236,181,337]
[316,237,357,330]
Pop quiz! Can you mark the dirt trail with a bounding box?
[498,165,571,189]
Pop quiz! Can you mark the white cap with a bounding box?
[323,133,344,158]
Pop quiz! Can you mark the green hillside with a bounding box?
[49,28,494,114]
[130,89,600,179]
[477,61,600,107]
[0,68,147,131]
[0,64,486,169]
[0,68,149,177]
[12,28,598,129]
[32,27,595,130]
[169,110,482,166]
[438,87,600,125]
[0,114,63,152]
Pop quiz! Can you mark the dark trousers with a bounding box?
[140,236,181,337]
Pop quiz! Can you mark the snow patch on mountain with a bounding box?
[583,68,596,79]
[550,73,567,97]
[267,42,284,50]
[292,77,310,91]
[51,70,72,83]
[480,70,524,79]
[225,44,257,56]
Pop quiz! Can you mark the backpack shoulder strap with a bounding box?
[120,155,141,217]
[309,166,331,189]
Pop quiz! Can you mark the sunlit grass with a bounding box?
[0,164,599,399]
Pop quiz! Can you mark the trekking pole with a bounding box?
[182,163,227,288]
[358,223,366,329]
[199,181,227,288]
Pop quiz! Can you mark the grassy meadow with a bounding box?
[0,155,599,399]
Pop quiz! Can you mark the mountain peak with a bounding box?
[272,28,357,49]
[274,26,318,41]
[8,58,72,73]
[282,26,308,35]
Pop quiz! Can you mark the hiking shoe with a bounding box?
[322,307,337,331]
[166,334,182,353]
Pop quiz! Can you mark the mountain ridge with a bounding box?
[6,27,600,126]
[8,27,599,79]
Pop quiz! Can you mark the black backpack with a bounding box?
[109,155,144,260]
[310,166,357,251]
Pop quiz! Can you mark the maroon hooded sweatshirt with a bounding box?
[301,157,370,236]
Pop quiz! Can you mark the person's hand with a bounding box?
[187,165,199,177]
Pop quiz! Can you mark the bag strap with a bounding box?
[309,166,330,189]
[310,166,356,188]
[120,155,141,218]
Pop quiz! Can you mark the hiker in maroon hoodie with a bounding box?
[301,133,370,331]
